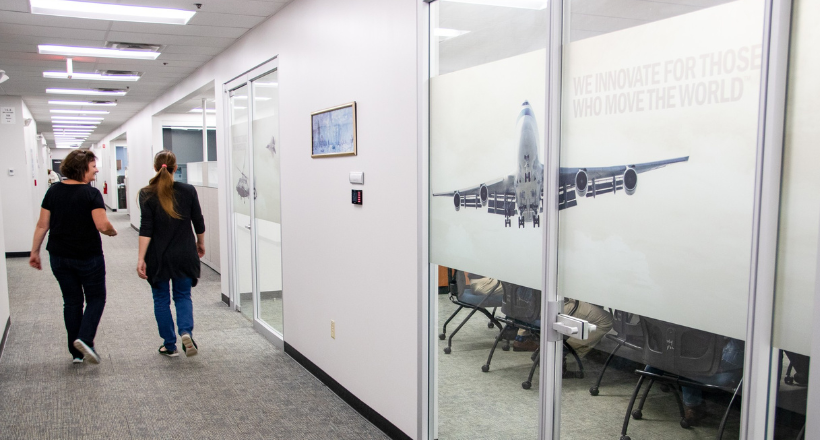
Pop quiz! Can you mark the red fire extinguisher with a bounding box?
[103,182,108,194]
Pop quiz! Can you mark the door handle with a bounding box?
[244,224,251,230]
[551,312,596,340]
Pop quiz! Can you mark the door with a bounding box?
[224,57,284,346]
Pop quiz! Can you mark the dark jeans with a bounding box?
[49,254,107,359]
[151,277,194,352]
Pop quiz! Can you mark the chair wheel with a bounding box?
[631,409,642,420]
[620,436,631,440]
[502,342,510,351]
[589,387,599,396]
[488,322,495,329]
[481,364,490,372]
[785,377,794,385]
[438,333,446,340]
[443,347,451,354]
[680,418,690,429]
[522,381,531,389]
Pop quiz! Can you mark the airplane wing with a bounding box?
[432,175,516,216]
[558,156,689,208]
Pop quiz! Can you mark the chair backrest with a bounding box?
[500,283,541,323]
[639,316,725,377]
[611,310,644,348]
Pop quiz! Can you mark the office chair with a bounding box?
[619,317,742,440]
[589,310,644,396]
[480,285,584,390]
[439,269,504,354]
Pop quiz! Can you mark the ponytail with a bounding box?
[141,150,181,219]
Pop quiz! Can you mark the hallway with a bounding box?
[0,212,387,439]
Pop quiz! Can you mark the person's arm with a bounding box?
[91,208,117,236]
[137,236,151,279]
[190,186,206,258]
[196,233,205,258]
[29,208,50,270]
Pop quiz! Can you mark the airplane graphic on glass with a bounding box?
[433,101,689,228]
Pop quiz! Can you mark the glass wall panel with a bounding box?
[558,1,764,438]
[229,84,253,320]
[251,70,283,334]
[429,2,548,438]
[771,0,817,436]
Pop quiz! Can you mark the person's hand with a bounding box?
[137,259,147,279]
[104,228,118,237]
[29,253,41,270]
[197,241,205,258]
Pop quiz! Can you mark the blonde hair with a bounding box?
[141,150,181,219]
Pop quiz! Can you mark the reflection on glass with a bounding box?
[430,2,547,438]
[229,84,253,321]
[558,0,765,438]
[252,70,284,334]
[771,0,815,436]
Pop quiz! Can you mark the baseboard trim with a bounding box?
[221,293,229,305]
[284,342,411,440]
[0,317,10,361]
[5,252,30,258]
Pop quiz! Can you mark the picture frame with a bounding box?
[311,101,357,158]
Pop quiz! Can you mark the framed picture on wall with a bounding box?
[311,102,357,158]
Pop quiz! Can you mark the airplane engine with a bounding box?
[575,169,589,198]
[623,168,638,195]
[453,191,461,211]
[479,184,489,207]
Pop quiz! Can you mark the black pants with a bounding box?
[49,254,107,359]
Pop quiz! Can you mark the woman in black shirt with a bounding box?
[30,149,117,364]
[137,150,205,357]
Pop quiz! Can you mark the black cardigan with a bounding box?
[139,182,206,287]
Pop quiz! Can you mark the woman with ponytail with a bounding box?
[137,150,206,357]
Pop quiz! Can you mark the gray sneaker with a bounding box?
[73,339,100,364]
[180,334,198,357]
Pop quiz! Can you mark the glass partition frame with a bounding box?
[223,57,284,348]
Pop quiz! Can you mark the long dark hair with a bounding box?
[141,150,180,219]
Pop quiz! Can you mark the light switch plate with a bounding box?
[349,171,364,184]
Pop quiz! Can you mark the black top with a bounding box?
[42,182,105,259]
[139,182,206,287]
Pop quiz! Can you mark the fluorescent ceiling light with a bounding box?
[54,129,94,132]
[50,109,109,115]
[47,88,127,96]
[44,71,141,81]
[232,96,271,101]
[31,0,195,25]
[39,45,160,60]
[434,28,471,39]
[52,124,97,128]
[49,100,116,106]
[52,116,104,121]
[52,120,101,125]
[441,0,547,9]
[189,108,216,113]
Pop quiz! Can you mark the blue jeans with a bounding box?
[646,338,744,407]
[151,277,194,352]
[49,254,107,359]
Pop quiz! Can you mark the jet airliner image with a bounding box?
[433,101,689,228]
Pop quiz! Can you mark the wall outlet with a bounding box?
[331,320,335,339]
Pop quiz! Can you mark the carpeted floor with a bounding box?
[0,212,387,440]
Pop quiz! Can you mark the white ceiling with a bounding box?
[0,0,291,148]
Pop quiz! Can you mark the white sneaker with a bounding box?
[72,357,84,364]
[180,334,198,357]
[73,339,100,364]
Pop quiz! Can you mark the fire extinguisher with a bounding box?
[103,182,108,194]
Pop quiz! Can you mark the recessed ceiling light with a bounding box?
[39,45,160,60]
[44,72,141,81]
[31,0,196,25]
[49,100,117,106]
[441,0,547,9]
[189,108,216,113]
[47,88,126,96]
[50,109,110,115]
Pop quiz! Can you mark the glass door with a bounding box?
[551,1,769,439]
[224,57,284,345]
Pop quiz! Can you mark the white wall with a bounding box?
[0,96,44,253]
[96,0,421,436]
